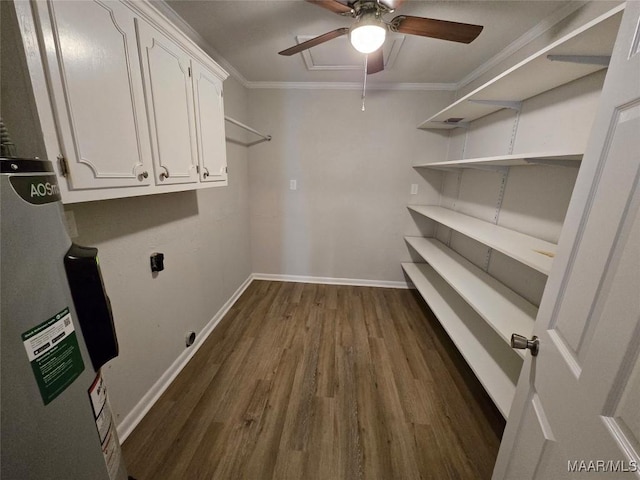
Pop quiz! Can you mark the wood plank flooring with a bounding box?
[122,281,505,479]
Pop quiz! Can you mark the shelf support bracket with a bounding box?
[468,100,523,111]
[546,55,611,67]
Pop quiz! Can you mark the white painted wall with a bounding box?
[62,76,252,426]
[246,88,452,283]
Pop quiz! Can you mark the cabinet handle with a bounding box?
[139,171,149,180]
[159,166,170,180]
[203,167,210,178]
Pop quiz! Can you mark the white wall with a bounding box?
[246,88,452,283]
[62,76,252,426]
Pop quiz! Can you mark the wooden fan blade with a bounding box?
[306,0,353,15]
[392,15,483,44]
[278,27,349,56]
[367,49,384,74]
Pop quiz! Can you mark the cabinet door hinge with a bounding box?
[57,154,69,177]
[224,166,228,173]
[188,66,192,77]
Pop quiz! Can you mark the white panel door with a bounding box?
[137,20,198,186]
[192,60,228,184]
[493,3,640,478]
[43,0,153,189]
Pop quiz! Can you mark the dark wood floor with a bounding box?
[123,281,504,479]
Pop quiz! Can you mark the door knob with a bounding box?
[511,334,539,356]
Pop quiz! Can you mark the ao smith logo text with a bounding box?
[9,174,62,205]
[31,181,60,198]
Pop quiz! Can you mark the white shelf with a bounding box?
[405,237,537,356]
[413,151,583,169]
[417,7,623,130]
[408,205,556,275]
[402,262,521,417]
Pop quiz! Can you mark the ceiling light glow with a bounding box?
[350,13,386,54]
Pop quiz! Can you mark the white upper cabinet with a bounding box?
[22,0,229,203]
[42,0,154,190]
[136,19,199,186]
[191,60,228,184]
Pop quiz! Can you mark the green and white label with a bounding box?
[22,307,85,405]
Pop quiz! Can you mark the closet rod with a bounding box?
[225,116,271,147]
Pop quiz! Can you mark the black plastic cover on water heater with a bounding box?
[64,243,119,371]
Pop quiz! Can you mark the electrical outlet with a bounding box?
[290,179,297,190]
[410,184,419,195]
[150,252,165,272]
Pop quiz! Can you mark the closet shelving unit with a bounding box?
[417,8,622,130]
[405,6,623,418]
[404,237,537,353]
[407,205,556,275]
[402,262,522,417]
[412,151,583,170]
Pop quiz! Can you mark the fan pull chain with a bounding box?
[361,55,368,112]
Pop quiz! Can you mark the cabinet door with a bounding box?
[44,0,153,189]
[137,20,198,186]
[192,61,228,184]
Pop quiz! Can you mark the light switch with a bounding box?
[410,184,419,195]
[290,179,297,190]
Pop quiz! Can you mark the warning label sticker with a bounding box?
[88,371,122,480]
[22,307,85,405]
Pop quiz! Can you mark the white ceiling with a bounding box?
[161,0,578,87]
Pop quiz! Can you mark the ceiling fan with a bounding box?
[279,0,484,75]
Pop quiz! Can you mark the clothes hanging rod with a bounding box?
[224,116,271,147]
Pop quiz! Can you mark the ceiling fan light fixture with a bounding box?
[350,13,386,54]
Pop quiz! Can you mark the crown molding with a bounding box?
[152,3,445,91]
[245,81,457,91]
[455,0,589,92]
[151,0,251,88]
[154,0,592,93]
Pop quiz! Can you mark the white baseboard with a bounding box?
[251,272,410,289]
[116,273,254,442]
[117,272,408,441]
